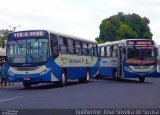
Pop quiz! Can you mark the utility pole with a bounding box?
[9,25,21,31]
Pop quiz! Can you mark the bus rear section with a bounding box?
[7,30,99,88]
[99,39,157,82]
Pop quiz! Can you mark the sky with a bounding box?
[0,0,160,44]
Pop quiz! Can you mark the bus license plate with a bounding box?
[23,77,30,80]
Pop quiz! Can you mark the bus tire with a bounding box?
[59,70,67,87]
[139,77,145,82]
[23,82,32,89]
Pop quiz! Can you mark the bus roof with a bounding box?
[9,30,97,44]
[47,30,96,44]
[98,39,154,47]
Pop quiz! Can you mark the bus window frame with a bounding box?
[58,36,68,54]
[88,43,94,56]
[112,44,118,58]
[75,40,82,55]
[50,34,59,58]
[67,38,75,55]
[100,46,105,57]
[93,44,98,57]
[82,42,89,56]
[106,46,111,58]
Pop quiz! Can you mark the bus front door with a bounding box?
[117,46,123,78]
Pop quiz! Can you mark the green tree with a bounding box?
[96,12,153,43]
[0,29,12,47]
[0,38,3,47]
[95,37,104,44]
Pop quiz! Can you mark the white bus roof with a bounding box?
[10,29,97,44]
[98,39,154,47]
[47,30,96,44]
[10,30,97,44]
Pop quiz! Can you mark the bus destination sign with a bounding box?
[13,31,46,38]
[127,40,154,46]
[127,59,156,65]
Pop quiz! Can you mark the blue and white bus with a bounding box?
[99,39,157,82]
[6,30,99,88]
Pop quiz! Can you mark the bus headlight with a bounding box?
[8,70,15,76]
[40,68,51,75]
[124,67,133,72]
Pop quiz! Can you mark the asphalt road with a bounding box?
[0,77,160,109]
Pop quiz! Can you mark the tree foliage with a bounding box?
[96,12,153,43]
[0,29,13,47]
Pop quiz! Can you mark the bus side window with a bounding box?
[82,42,88,56]
[112,45,118,57]
[50,34,59,58]
[106,46,111,57]
[100,46,105,57]
[93,44,98,57]
[58,36,67,54]
[67,38,75,55]
[88,43,94,56]
[75,40,82,55]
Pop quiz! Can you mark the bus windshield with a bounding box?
[7,38,49,65]
[127,47,156,65]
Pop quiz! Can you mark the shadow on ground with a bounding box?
[20,80,95,90]
[101,77,153,84]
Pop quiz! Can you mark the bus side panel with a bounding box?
[54,55,99,80]
[89,60,99,78]
[65,60,99,79]
[99,58,117,77]
[45,59,62,81]
[66,67,86,79]
[100,67,114,77]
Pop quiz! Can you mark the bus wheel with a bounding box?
[23,82,31,89]
[139,77,145,82]
[59,70,67,87]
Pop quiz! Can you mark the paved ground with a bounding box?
[0,77,160,109]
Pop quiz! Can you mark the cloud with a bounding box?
[0,0,90,28]
[66,26,97,42]
[0,0,160,44]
